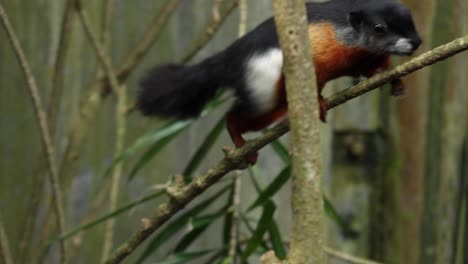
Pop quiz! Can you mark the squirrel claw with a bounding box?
[319,96,328,122]
[246,152,258,165]
[391,79,406,97]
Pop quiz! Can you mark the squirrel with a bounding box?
[137,0,421,164]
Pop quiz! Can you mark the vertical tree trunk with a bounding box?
[420,0,456,262]
[271,1,325,263]
[396,1,433,263]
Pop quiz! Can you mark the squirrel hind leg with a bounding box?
[226,107,288,164]
[226,113,258,164]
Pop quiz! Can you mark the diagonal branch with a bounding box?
[324,247,383,264]
[115,0,182,81]
[49,0,77,133]
[105,33,468,264]
[75,0,128,261]
[179,0,238,63]
[57,0,183,183]
[325,35,468,109]
[0,4,68,264]
[18,1,77,262]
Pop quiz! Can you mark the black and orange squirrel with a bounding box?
[137,0,421,163]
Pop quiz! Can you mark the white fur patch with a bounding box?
[393,38,413,53]
[246,48,284,113]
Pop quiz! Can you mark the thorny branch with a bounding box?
[105,33,468,263]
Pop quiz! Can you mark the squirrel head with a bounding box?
[346,1,421,55]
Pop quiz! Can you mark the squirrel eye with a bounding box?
[374,24,386,33]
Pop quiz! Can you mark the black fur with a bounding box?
[138,55,224,119]
[138,0,420,119]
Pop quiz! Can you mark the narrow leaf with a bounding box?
[222,184,235,245]
[271,140,290,164]
[53,190,165,242]
[323,195,358,238]
[183,116,225,181]
[241,201,276,261]
[104,119,193,179]
[102,97,227,181]
[248,166,291,211]
[249,168,286,258]
[157,250,213,264]
[128,131,181,181]
[240,214,269,251]
[248,166,263,193]
[136,185,231,263]
[174,204,229,252]
[268,221,287,260]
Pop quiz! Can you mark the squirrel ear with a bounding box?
[348,11,363,31]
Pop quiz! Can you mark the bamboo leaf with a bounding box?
[249,168,286,258]
[157,250,213,264]
[248,166,355,238]
[174,204,229,252]
[127,131,181,181]
[270,140,290,164]
[104,119,193,180]
[247,166,290,211]
[323,195,358,238]
[268,221,287,260]
[53,190,165,242]
[136,185,231,263]
[182,116,225,181]
[102,98,227,181]
[241,201,276,261]
[222,184,235,245]
[248,166,263,193]
[240,214,269,251]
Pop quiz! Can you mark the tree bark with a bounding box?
[272,1,325,263]
[420,0,457,262]
[397,0,434,262]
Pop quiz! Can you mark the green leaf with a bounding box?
[174,204,229,252]
[222,184,235,245]
[102,97,227,182]
[247,166,291,211]
[323,195,357,238]
[127,131,181,181]
[157,250,213,264]
[182,116,225,181]
[104,119,193,180]
[248,167,263,193]
[137,185,231,263]
[240,214,269,252]
[268,221,287,260]
[218,257,229,264]
[270,140,290,164]
[53,190,165,242]
[241,201,276,261]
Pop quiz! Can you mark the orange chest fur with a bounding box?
[307,23,375,88]
[274,23,385,109]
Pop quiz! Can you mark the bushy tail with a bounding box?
[137,59,222,119]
